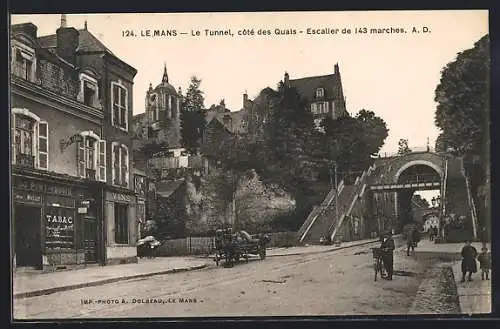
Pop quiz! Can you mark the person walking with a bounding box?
[477,246,491,280]
[380,231,395,280]
[460,240,478,282]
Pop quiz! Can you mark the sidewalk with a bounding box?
[14,237,381,299]
[414,239,491,314]
[13,257,208,299]
[452,261,491,314]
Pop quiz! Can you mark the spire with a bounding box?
[60,14,67,28]
[162,62,169,84]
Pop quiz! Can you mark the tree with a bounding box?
[434,35,489,156]
[355,109,389,157]
[398,138,412,155]
[180,76,206,152]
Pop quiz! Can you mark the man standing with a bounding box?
[460,240,478,282]
[381,231,395,280]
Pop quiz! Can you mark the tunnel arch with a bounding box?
[394,160,443,183]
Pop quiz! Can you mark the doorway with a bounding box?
[83,215,98,263]
[15,205,42,268]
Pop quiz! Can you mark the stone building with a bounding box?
[144,64,183,147]
[244,64,350,136]
[11,15,139,271]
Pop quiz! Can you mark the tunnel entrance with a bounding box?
[396,164,442,232]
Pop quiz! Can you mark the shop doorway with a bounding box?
[83,215,99,263]
[15,205,42,269]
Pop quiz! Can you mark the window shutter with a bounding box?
[77,139,85,177]
[98,140,106,182]
[38,121,48,170]
[11,114,16,164]
[112,143,117,185]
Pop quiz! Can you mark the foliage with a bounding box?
[355,109,389,157]
[434,35,489,155]
[397,138,412,155]
[181,76,206,152]
[411,194,431,209]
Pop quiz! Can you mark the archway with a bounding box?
[395,164,441,232]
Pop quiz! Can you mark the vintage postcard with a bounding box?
[10,10,490,320]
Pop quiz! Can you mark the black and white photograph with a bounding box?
[9,10,491,319]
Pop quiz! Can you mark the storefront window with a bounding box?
[115,203,129,244]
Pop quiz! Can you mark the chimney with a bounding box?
[61,14,67,28]
[56,25,79,64]
[12,23,38,40]
[284,72,290,88]
[334,63,340,75]
[243,91,248,106]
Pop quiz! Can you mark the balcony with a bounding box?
[16,153,35,168]
[85,168,97,181]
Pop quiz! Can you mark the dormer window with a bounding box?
[316,88,325,98]
[12,42,36,82]
[78,73,99,108]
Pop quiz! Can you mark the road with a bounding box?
[14,242,436,319]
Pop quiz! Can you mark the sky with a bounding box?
[11,11,488,155]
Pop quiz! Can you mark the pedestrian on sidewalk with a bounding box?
[477,246,491,280]
[460,240,478,282]
[380,231,395,280]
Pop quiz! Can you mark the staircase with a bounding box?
[443,156,477,240]
[298,165,375,245]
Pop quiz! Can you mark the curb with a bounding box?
[14,264,208,300]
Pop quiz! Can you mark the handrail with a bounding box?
[298,178,345,243]
[462,166,478,239]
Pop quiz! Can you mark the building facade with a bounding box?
[11,16,139,271]
[282,63,349,129]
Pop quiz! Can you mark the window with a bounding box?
[78,73,99,108]
[316,88,324,98]
[313,101,328,114]
[14,115,35,166]
[11,109,48,170]
[12,46,35,81]
[77,132,106,182]
[83,81,97,106]
[114,203,129,244]
[112,82,128,130]
[112,143,129,187]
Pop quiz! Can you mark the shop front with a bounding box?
[12,172,104,271]
[104,187,138,265]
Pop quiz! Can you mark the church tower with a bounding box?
[145,63,183,147]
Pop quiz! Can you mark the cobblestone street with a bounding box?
[14,241,459,319]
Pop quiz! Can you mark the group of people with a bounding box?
[428,225,439,241]
[460,241,491,282]
[376,230,491,284]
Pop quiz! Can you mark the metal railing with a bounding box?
[16,153,35,168]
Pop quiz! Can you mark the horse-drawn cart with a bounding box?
[214,228,270,267]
